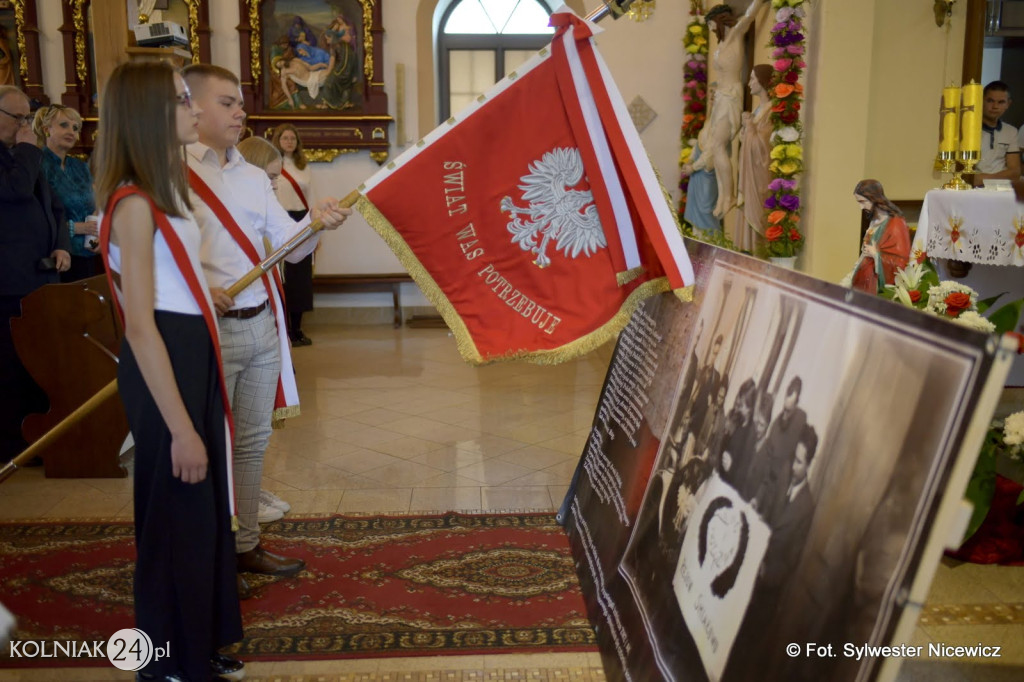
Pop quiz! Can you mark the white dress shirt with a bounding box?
[187,143,319,310]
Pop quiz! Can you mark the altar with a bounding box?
[913,188,1024,385]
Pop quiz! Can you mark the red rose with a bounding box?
[944,292,972,316]
[784,71,799,84]
[690,102,705,113]
[780,110,799,124]
[908,290,922,303]
[789,229,801,242]
[765,225,784,241]
[1007,331,1024,354]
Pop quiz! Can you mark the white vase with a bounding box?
[769,256,797,270]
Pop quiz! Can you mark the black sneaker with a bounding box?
[210,652,245,680]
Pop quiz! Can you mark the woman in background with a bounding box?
[94,61,243,681]
[847,179,910,294]
[271,123,316,346]
[33,104,100,282]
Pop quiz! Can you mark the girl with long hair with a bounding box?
[95,61,243,682]
[271,123,316,346]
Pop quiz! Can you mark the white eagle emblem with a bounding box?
[500,147,606,268]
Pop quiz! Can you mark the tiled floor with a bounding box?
[1,319,1022,680]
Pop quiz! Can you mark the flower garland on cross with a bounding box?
[678,1,709,222]
[763,0,808,259]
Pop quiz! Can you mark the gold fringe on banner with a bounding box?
[356,194,683,366]
[616,266,646,286]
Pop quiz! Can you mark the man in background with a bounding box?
[0,85,69,462]
[973,81,1020,186]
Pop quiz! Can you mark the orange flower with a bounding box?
[775,83,795,98]
[794,83,804,95]
[765,225,784,241]
[683,114,695,123]
[767,210,787,225]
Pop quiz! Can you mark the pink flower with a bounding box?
[786,45,805,55]
[687,61,699,69]
[795,59,807,68]
[772,47,787,58]
[686,80,698,88]
[774,58,793,71]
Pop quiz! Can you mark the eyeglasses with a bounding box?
[0,107,32,126]
[175,92,192,108]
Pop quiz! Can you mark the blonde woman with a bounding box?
[33,104,99,281]
[271,123,315,346]
[94,61,243,681]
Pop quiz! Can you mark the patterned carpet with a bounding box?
[0,512,596,666]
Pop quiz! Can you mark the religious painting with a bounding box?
[564,242,1011,681]
[238,0,391,163]
[0,0,47,106]
[261,0,363,111]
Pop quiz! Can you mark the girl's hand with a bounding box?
[171,429,208,483]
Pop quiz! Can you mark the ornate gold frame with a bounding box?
[237,0,391,164]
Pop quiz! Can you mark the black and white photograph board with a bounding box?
[564,241,1013,682]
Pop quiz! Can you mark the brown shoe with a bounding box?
[236,543,306,577]
[237,573,253,600]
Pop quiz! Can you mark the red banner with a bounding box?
[357,12,690,364]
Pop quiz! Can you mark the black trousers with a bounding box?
[119,311,243,679]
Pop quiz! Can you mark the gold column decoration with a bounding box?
[12,0,28,81]
[627,0,656,21]
[183,0,201,64]
[73,0,88,86]
[248,0,261,81]
[361,0,375,79]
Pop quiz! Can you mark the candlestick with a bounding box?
[939,86,960,155]
[960,81,982,155]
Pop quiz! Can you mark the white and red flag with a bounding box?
[356,8,693,364]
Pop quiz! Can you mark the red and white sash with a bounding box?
[99,185,237,520]
[281,167,309,211]
[188,168,300,418]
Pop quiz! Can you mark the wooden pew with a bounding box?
[312,273,413,328]
[10,275,129,479]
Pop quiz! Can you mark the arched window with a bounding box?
[437,0,555,121]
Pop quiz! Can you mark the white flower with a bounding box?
[924,280,979,316]
[1004,412,1024,446]
[952,310,996,333]
[892,283,914,307]
[894,263,925,291]
[776,7,794,21]
[773,126,801,143]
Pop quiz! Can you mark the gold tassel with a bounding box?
[231,515,239,532]
[673,284,696,303]
[617,266,646,286]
